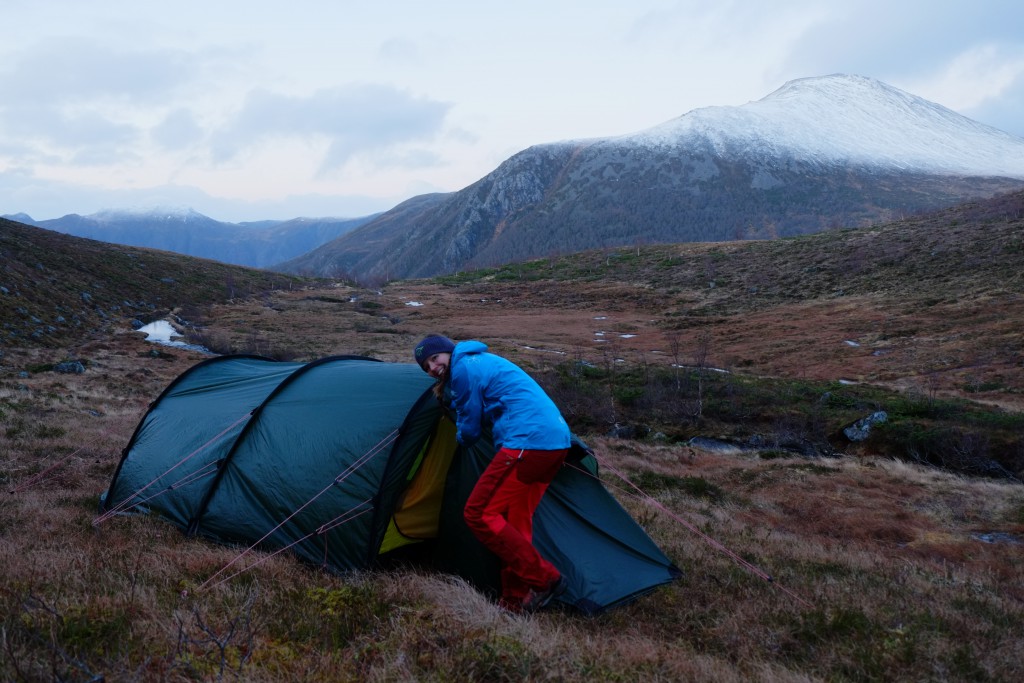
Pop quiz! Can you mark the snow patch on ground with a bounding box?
[135,320,210,353]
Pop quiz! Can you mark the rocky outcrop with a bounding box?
[843,411,888,442]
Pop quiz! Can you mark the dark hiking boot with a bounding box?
[522,576,567,613]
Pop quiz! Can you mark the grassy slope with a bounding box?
[1,218,308,348]
[2,196,1023,681]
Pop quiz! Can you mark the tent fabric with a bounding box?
[380,417,459,553]
[103,355,680,614]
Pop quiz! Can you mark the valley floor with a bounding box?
[2,311,1023,680]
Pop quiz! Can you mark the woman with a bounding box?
[414,334,570,612]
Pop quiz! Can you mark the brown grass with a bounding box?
[3,320,1023,681]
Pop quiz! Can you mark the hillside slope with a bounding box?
[0,218,305,347]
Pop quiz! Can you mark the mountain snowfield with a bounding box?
[626,74,1024,178]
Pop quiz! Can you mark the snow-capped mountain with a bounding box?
[630,74,1024,178]
[281,74,1024,281]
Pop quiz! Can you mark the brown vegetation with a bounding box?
[2,192,1024,680]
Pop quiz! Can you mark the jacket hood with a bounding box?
[454,340,488,358]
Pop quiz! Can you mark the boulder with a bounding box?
[54,360,86,374]
[843,411,888,442]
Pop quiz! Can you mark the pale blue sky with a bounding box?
[2,0,1022,222]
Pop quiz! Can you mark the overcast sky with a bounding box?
[3,0,1023,223]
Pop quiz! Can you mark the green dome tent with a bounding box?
[101,355,680,614]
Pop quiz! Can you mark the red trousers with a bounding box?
[463,447,568,604]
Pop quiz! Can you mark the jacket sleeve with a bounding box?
[449,363,483,447]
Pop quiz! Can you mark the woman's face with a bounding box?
[424,352,451,380]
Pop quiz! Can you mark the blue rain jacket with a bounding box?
[447,340,570,451]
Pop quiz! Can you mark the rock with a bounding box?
[972,532,1022,545]
[54,360,86,374]
[843,411,888,442]
[607,423,649,439]
[688,437,743,454]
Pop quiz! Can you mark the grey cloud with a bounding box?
[51,111,138,150]
[151,109,206,150]
[0,38,199,105]
[212,84,451,169]
[780,1,1024,83]
[378,37,421,63]
[965,78,1024,138]
[0,104,139,155]
[320,146,443,179]
[70,144,141,167]
[0,39,200,165]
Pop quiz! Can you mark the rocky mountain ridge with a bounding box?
[279,74,1024,282]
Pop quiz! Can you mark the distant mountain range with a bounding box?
[278,74,1024,281]
[3,208,376,268]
